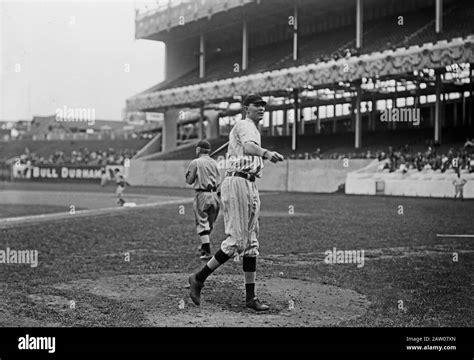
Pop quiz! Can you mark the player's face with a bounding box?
[246,102,265,122]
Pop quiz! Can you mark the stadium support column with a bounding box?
[434,70,442,143]
[462,92,466,126]
[242,21,248,71]
[199,33,205,79]
[163,108,179,152]
[293,2,298,61]
[199,103,205,140]
[470,63,474,126]
[269,111,275,136]
[415,80,421,128]
[333,89,337,133]
[370,95,376,132]
[292,89,299,151]
[435,0,443,34]
[350,98,356,132]
[355,81,362,149]
[205,108,220,139]
[300,108,305,135]
[284,108,289,136]
[356,0,363,50]
[315,103,320,134]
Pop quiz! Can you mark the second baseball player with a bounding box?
[185,140,222,260]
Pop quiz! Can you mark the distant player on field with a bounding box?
[452,171,467,201]
[114,168,130,206]
[100,167,108,187]
[185,140,222,260]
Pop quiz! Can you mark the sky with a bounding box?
[0,0,166,121]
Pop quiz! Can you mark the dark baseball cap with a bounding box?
[243,94,267,106]
[196,140,211,150]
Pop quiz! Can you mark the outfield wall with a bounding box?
[128,159,373,192]
[345,166,474,198]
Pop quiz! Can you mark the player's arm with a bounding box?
[236,122,283,163]
[243,141,284,163]
[185,161,197,185]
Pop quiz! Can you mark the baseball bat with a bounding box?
[210,141,229,157]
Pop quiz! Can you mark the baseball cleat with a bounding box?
[246,297,269,312]
[188,274,204,306]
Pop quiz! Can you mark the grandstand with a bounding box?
[127,0,473,164]
[139,1,474,91]
[0,114,158,167]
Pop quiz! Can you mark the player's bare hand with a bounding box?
[266,151,284,163]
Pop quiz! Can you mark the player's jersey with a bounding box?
[185,155,221,191]
[453,178,467,187]
[225,118,264,178]
[116,173,126,187]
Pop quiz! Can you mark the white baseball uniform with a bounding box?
[220,117,264,257]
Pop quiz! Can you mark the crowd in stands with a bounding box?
[315,47,360,63]
[17,147,138,166]
[290,138,474,174]
[376,139,474,174]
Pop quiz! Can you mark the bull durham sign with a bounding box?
[24,165,102,181]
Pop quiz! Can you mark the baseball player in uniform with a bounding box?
[185,140,222,260]
[114,168,129,206]
[452,171,467,201]
[188,94,284,311]
[100,167,108,187]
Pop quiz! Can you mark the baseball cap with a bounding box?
[243,94,267,106]
[196,140,211,150]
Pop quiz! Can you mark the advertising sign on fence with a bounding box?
[12,164,103,182]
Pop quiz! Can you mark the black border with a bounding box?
[0,327,472,357]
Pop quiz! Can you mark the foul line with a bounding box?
[436,234,474,238]
[0,198,193,229]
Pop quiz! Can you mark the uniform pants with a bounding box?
[220,176,260,257]
[194,192,220,235]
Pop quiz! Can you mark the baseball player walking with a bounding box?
[114,168,130,206]
[188,94,284,311]
[185,140,222,260]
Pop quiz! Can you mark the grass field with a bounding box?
[0,182,473,327]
